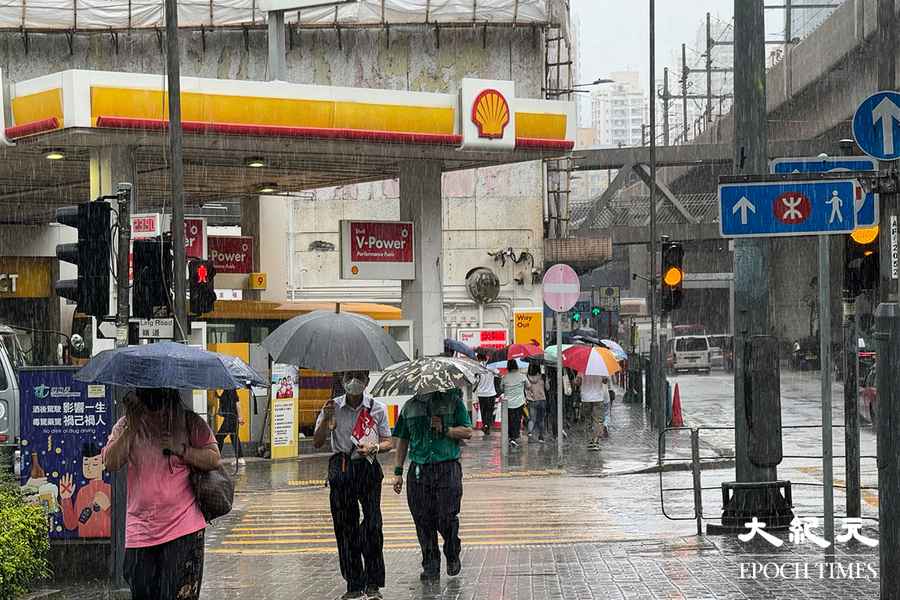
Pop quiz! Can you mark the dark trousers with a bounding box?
[406,460,463,575]
[530,400,547,438]
[215,414,243,459]
[328,455,385,593]
[508,406,524,440]
[478,395,496,431]
[124,530,205,600]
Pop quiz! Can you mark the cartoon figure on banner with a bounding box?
[59,442,111,538]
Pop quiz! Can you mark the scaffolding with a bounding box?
[543,19,573,240]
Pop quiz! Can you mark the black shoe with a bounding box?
[365,586,384,599]
[339,591,365,600]
[447,558,461,576]
[420,571,440,582]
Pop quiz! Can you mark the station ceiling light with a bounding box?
[257,183,278,194]
[44,149,65,160]
[245,158,266,168]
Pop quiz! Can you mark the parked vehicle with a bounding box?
[666,335,711,374]
[0,326,24,447]
[859,364,877,426]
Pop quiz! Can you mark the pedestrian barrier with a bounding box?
[657,425,880,536]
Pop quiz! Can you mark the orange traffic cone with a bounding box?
[671,383,684,427]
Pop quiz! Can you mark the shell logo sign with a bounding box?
[471,89,510,139]
[460,79,516,150]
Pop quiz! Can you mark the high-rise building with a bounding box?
[591,72,648,148]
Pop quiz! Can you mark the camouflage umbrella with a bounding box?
[370,356,492,397]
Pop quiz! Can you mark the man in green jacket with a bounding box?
[391,388,472,582]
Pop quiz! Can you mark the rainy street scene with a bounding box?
[1,0,900,598]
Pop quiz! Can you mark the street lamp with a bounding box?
[568,78,616,94]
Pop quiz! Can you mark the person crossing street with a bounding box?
[392,388,473,582]
[314,371,393,600]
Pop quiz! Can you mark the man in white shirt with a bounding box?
[475,355,499,435]
[577,374,609,451]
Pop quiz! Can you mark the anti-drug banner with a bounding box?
[340,220,415,280]
[513,309,544,349]
[270,363,299,459]
[18,367,113,540]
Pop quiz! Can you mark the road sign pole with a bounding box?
[818,235,835,552]
[875,2,900,597]
[556,311,564,461]
[843,298,861,518]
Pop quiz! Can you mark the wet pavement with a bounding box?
[47,381,883,599]
[670,370,880,522]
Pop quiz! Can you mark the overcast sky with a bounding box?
[572,1,785,92]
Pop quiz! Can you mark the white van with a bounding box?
[666,335,711,374]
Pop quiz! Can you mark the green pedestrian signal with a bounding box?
[571,311,581,323]
[591,306,602,317]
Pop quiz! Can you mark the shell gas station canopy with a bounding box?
[0,69,575,223]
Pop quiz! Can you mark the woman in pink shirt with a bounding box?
[102,388,221,600]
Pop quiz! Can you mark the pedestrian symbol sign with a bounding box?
[853,91,900,161]
[718,179,861,238]
[771,157,879,227]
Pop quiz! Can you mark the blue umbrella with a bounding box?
[443,338,476,358]
[74,341,267,390]
[600,339,628,361]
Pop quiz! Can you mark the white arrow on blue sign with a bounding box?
[718,179,860,238]
[771,156,879,227]
[853,91,900,161]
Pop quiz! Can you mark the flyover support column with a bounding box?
[400,160,444,358]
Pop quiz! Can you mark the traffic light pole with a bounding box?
[165,0,187,341]
[648,0,660,433]
[110,184,131,589]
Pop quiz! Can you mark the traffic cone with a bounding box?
[671,383,684,427]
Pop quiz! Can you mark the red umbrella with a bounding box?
[506,343,543,360]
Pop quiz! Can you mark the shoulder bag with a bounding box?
[185,413,234,523]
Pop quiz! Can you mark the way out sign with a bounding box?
[542,263,580,312]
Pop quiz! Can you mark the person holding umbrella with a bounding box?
[391,387,473,582]
[314,371,393,600]
[474,352,500,435]
[102,388,222,600]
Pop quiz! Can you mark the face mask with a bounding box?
[344,378,366,396]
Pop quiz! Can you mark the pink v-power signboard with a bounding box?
[340,220,415,280]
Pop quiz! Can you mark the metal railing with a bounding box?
[658,425,879,535]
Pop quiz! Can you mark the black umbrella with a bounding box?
[74,341,267,389]
[444,338,476,358]
[370,356,492,396]
[261,310,408,372]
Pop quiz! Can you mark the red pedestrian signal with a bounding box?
[188,259,217,315]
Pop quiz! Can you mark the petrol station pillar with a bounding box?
[399,160,444,358]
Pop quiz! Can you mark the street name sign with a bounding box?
[852,90,900,161]
[771,156,878,227]
[718,179,860,238]
[542,263,580,312]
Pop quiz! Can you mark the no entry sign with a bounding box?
[542,263,580,312]
[340,220,415,280]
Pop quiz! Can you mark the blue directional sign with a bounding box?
[853,91,900,161]
[771,156,878,227]
[719,179,859,238]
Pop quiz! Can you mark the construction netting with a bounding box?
[0,0,554,30]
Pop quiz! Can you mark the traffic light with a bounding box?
[660,240,684,313]
[55,202,112,317]
[188,259,217,315]
[844,225,879,298]
[133,237,173,319]
[591,306,602,318]
[570,310,581,324]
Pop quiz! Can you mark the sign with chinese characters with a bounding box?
[18,367,113,540]
[457,328,508,350]
[137,318,175,340]
[513,309,544,349]
[738,515,877,550]
[209,236,254,274]
[340,220,415,280]
[270,363,298,459]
